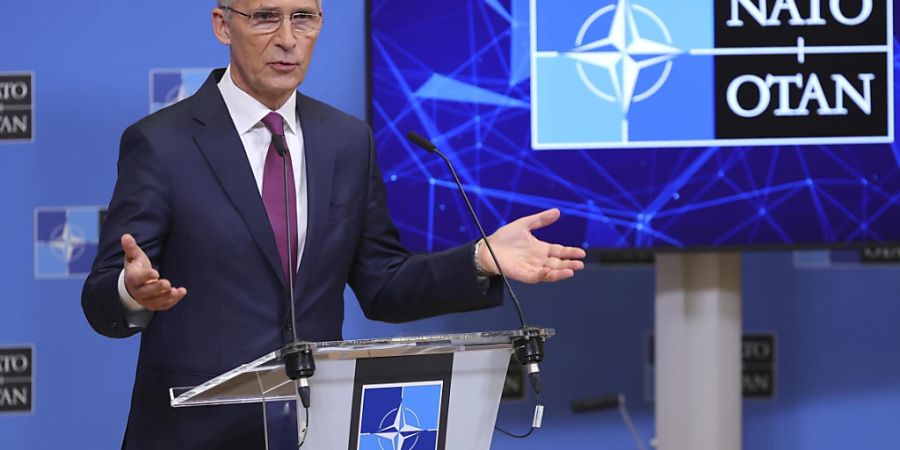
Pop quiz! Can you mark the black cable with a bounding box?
[298,405,309,448]
[494,392,542,439]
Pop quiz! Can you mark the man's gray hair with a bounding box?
[217,0,322,8]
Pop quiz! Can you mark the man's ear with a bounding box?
[211,8,231,45]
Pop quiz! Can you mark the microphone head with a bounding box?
[406,131,437,153]
[272,136,288,157]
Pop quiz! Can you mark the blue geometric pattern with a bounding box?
[34,207,101,279]
[416,74,528,108]
[369,0,900,250]
[358,382,442,450]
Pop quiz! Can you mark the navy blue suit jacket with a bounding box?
[81,69,502,449]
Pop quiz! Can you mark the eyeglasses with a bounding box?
[222,6,324,34]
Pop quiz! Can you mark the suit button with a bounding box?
[110,321,118,329]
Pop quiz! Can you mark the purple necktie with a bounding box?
[260,112,298,284]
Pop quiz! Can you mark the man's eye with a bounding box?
[252,11,281,23]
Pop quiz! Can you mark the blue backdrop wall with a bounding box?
[1,1,898,449]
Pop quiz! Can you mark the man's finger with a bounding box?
[523,208,561,230]
[141,287,188,311]
[126,267,160,284]
[141,286,187,308]
[126,267,161,286]
[543,257,585,271]
[121,234,147,263]
[132,279,172,299]
[541,269,575,283]
[522,267,552,284]
[548,243,586,260]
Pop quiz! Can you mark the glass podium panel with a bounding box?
[170,328,554,408]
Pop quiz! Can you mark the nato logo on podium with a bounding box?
[357,381,443,450]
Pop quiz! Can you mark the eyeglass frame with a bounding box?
[221,6,324,34]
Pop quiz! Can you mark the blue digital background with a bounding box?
[370,0,899,251]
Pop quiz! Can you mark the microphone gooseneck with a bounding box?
[405,131,529,328]
[271,132,315,424]
[270,132,296,342]
[405,130,546,396]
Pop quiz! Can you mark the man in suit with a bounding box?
[81,0,586,448]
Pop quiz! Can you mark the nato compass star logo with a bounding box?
[357,382,441,450]
[566,0,680,114]
[34,207,102,279]
[48,222,87,263]
[372,404,428,449]
[531,0,692,149]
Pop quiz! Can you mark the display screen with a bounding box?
[368,0,898,251]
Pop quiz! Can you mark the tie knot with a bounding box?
[261,112,285,136]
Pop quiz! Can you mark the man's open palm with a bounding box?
[479,209,586,284]
[122,234,187,311]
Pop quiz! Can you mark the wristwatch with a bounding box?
[473,239,494,277]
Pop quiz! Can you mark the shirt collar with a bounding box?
[217,65,298,135]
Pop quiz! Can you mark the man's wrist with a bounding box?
[473,239,495,277]
[118,269,145,312]
[118,269,155,329]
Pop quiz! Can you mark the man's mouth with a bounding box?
[269,61,299,71]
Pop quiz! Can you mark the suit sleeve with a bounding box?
[348,128,503,323]
[81,125,171,338]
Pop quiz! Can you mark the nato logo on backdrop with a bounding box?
[531,0,893,149]
[150,69,212,113]
[0,73,34,142]
[0,346,33,413]
[357,382,442,450]
[34,207,104,279]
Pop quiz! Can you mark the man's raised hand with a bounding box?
[122,234,187,311]
[477,208,586,284]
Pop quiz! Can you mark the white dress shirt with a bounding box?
[120,66,309,327]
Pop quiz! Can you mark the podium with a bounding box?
[170,328,553,449]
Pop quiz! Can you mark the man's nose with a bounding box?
[274,16,299,49]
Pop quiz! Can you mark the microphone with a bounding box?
[271,130,315,414]
[406,132,436,153]
[405,131,545,394]
[271,133,289,157]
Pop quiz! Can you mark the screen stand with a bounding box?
[655,253,742,450]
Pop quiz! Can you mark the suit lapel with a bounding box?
[190,70,288,290]
[293,94,336,295]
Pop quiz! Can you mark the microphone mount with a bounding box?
[281,343,315,408]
